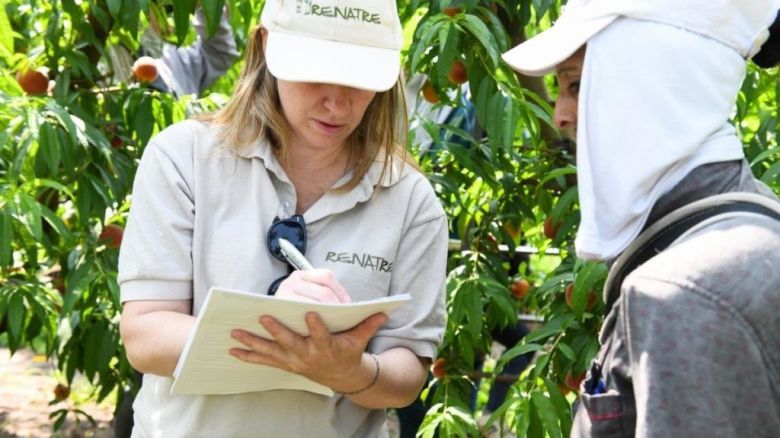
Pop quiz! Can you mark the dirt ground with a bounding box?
[0,348,405,438]
[0,348,114,438]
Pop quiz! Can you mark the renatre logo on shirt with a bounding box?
[325,251,392,272]
[295,0,382,24]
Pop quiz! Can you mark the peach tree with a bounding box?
[0,0,777,435]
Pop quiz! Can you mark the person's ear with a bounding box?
[259,27,268,54]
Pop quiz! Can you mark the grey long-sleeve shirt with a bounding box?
[572,160,780,437]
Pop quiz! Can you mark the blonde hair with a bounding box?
[200,27,414,191]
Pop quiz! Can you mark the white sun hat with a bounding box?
[261,0,403,92]
[502,0,779,77]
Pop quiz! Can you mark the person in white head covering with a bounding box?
[504,0,780,436]
[117,0,448,436]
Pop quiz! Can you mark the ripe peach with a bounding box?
[448,60,468,85]
[53,383,70,401]
[133,56,159,82]
[510,279,530,300]
[543,216,561,240]
[564,371,586,392]
[443,6,461,17]
[16,68,49,95]
[503,221,521,240]
[100,224,124,249]
[110,135,123,148]
[422,80,439,104]
[431,358,447,379]
[50,268,65,295]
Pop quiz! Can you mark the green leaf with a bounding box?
[64,50,94,81]
[38,122,61,175]
[460,14,499,67]
[436,22,459,84]
[106,0,122,17]
[418,404,446,438]
[527,394,544,438]
[45,102,84,148]
[17,193,43,241]
[0,1,13,55]
[544,377,573,438]
[134,94,155,146]
[749,146,780,167]
[525,314,574,344]
[532,0,557,24]
[551,186,578,222]
[573,261,607,314]
[409,19,445,72]
[533,352,550,378]
[0,210,11,266]
[515,398,531,438]
[462,281,483,339]
[39,204,72,243]
[538,166,577,187]
[761,160,780,185]
[201,0,227,38]
[173,0,197,45]
[498,342,543,368]
[557,342,577,362]
[52,409,68,431]
[120,0,141,37]
[531,390,563,438]
[33,179,75,201]
[8,291,25,352]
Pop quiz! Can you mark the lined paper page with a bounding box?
[171,287,410,396]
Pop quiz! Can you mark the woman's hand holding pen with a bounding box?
[276,269,352,303]
[228,311,387,391]
[229,237,385,389]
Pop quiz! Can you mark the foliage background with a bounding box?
[0,0,777,435]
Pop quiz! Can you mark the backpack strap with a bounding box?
[603,192,780,315]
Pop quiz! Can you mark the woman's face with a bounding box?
[277,80,376,154]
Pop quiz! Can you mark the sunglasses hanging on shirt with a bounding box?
[266,215,307,295]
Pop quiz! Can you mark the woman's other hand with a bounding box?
[229,311,386,390]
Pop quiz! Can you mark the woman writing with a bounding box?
[118,0,448,436]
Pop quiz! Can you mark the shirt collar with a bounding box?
[237,137,410,222]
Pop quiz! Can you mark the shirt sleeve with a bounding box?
[118,134,196,302]
[369,183,448,360]
[158,8,239,96]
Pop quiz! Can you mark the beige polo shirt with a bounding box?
[118,120,448,437]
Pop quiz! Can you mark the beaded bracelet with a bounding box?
[339,353,380,396]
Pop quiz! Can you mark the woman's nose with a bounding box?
[321,85,351,115]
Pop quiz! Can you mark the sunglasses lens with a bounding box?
[266,216,307,295]
[266,215,307,261]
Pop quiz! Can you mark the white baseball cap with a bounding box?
[502,0,779,77]
[261,0,403,91]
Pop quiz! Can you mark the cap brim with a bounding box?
[502,15,618,76]
[265,31,400,92]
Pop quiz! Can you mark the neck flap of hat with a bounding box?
[574,17,746,260]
